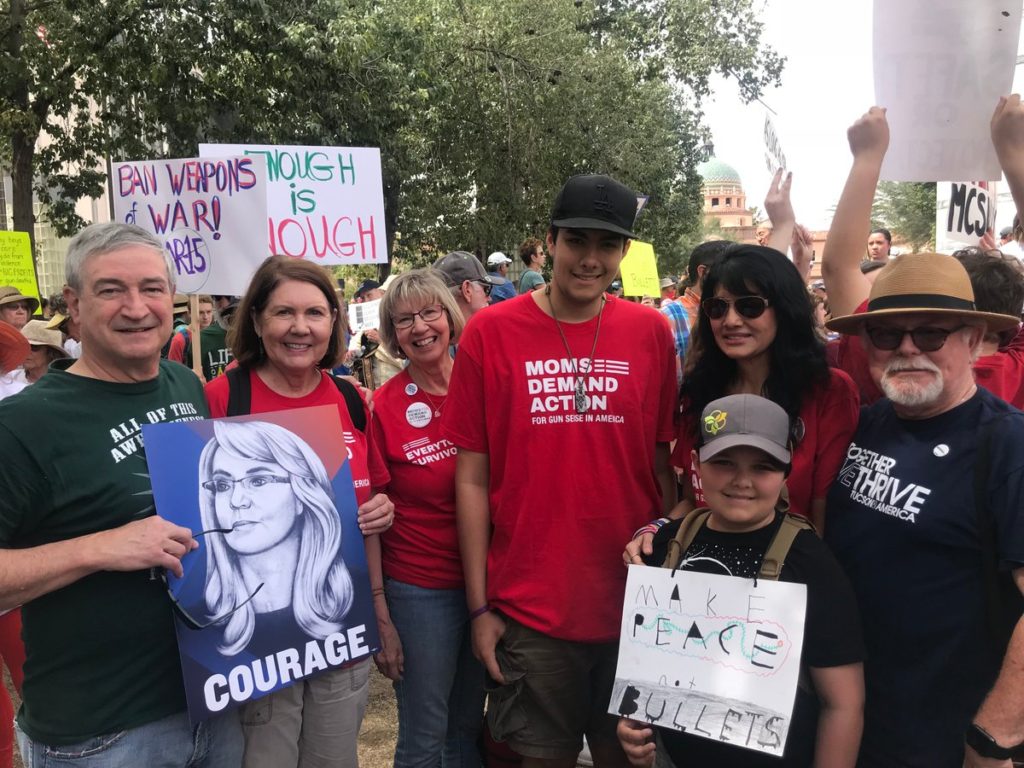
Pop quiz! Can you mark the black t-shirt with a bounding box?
[826,389,1024,767]
[647,512,864,768]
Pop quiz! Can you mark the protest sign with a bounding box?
[763,114,787,174]
[112,156,269,295]
[348,298,381,333]
[874,0,1021,181]
[143,405,379,721]
[620,241,660,297]
[0,231,40,306]
[199,144,387,265]
[610,565,806,757]
[936,181,997,251]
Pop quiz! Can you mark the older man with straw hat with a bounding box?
[824,252,1024,767]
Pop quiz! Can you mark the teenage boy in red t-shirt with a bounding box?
[443,174,678,767]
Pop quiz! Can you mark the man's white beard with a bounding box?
[880,356,945,407]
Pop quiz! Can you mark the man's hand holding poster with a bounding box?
[610,564,806,756]
[143,405,379,720]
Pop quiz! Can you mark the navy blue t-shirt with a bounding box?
[825,388,1024,767]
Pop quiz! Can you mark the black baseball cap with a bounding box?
[550,174,639,239]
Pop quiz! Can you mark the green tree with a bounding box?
[2,0,783,280]
[871,181,936,252]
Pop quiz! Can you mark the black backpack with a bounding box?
[224,366,367,433]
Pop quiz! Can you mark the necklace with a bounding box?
[546,286,605,414]
[421,389,446,418]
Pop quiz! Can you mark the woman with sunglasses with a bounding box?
[631,245,858,548]
[197,420,355,656]
[370,270,486,767]
[204,255,394,768]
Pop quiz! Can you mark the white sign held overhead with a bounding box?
[111,156,269,295]
[610,565,807,757]
[763,114,787,174]
[936,180,998,251]
[873,0,1021,182]
[199,144,387,265]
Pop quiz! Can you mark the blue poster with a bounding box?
[143,405,379,721]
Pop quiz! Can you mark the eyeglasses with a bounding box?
[864,325,966,352]
[473,280,493,297]
[164,526,265,630]
[701,296,770,320]
[201,474,290,495]
[392,304,445,329]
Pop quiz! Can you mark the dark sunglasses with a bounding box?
[162,526,265,630]
[473,280,493,297]
[701,296,770,320]
[864,325,966,352]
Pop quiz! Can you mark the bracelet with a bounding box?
[631,517,671,541]
[468,604,492,621]
[371,587,386,597]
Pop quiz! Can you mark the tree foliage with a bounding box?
[871,181,936,253]
[1,0,783,276]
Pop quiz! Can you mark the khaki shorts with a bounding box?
[486,614,621,760]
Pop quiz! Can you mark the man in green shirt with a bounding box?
[517,237,547,294]
[0,223,242,767]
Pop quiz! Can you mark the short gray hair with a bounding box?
[65,223,174,291]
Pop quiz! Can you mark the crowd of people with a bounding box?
[2,95,1024,768]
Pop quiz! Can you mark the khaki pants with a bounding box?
[241,660,371,768]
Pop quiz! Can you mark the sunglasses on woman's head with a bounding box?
[701,296,770,320]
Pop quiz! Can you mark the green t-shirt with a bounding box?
[183,323,233,382]
[518,268,544,294]
[0,359,208,745]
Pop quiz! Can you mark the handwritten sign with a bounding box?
[936,181,997,251]
[620,241,660,297]
[199,144,387,265]
[112,156,269,295]
[874,0,1021,181]
[610,565,806,756]
[348,299,381,333]
[763,114,787,174]
[0,231,40,306]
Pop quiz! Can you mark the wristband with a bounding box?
[631,517,671,541]
[468,604,492,621]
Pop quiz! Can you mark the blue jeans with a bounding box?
[386,578,485,768]
[16,710,242,768]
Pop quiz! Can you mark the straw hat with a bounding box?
[0,320,29,373]
[0,286,39,314]
[20,320,69,358]
[826,252,1020,335]
[46,311,69,331]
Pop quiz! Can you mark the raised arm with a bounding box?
[791,224,816,283]
[992,95,1024,225]
[764,168,796,255]
[821,107,889,318]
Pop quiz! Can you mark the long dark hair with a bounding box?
[680,244,829,435]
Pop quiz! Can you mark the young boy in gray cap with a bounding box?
[618,395,864,768]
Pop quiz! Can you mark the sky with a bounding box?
[702,0,1024,231]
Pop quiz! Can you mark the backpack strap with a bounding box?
[663,508,713,572]
[759,513,815,581]
[329,374,367,433]
[225,366,251,417]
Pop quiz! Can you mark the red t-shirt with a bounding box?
[672,368,860,521]
[442,294,677,643]
[372,368,462,589]
[835,300,1024,408]
[204,368,389,506]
